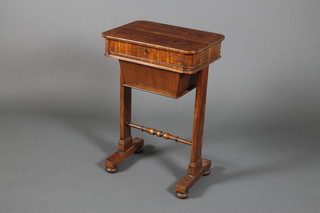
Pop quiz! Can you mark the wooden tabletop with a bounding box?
[102,20,225,54]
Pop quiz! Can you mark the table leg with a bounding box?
[176,66,211,198]
[105,61,144,173]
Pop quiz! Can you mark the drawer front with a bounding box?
[107,40,193,71]
[106,39,221,74]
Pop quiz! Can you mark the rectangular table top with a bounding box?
[102,20,224,54]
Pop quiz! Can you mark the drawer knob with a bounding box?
[142,49,148,55]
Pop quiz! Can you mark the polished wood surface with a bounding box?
[102,20,224,73]
[103,20,224,53]
[102,20,224,199]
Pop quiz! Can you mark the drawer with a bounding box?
[105,39,221,74]
[107,40,187,69]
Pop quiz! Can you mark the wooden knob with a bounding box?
[142,48,148,55]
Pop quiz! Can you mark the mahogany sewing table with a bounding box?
[101,21,224,199]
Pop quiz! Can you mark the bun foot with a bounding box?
[203,169,211,176]
[106,166,118,173]
[176,191,189,199]
[135,146,144,153]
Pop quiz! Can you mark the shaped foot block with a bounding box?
[175,158,211,198]
[105,137,144,172]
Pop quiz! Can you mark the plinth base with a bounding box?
[105,137,144,173]
[175,158,211,199]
